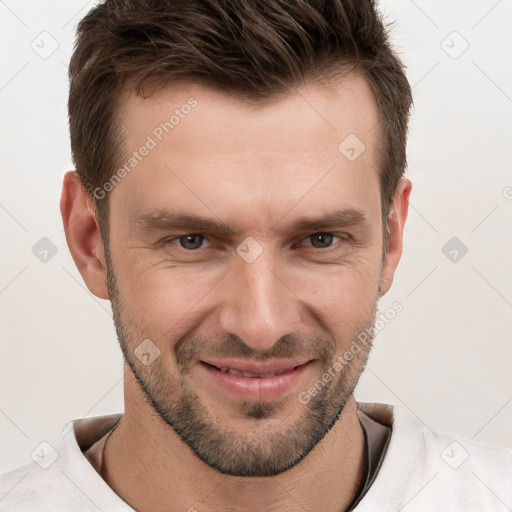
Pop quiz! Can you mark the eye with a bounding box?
[168,234,209,250]
[301,232,348,249]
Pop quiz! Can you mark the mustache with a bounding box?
[174,331,336,367]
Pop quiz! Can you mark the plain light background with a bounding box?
[0,0,511,473]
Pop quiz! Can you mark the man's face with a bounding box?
[105,74,386,477]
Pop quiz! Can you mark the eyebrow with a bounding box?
[133,208,369,236]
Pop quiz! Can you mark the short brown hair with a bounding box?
[68,0,412,247]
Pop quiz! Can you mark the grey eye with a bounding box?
[308,233,335,249]
[178,234,205,250]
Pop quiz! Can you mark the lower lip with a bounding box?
[198,361,314,402]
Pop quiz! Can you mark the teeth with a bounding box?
[242,371,260,378]
[216,366,294,378]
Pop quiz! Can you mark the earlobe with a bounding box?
[378,178,412,297]
[60,171,109,300]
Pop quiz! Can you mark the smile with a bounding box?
[197,359,314,401]
[211,364,299,378]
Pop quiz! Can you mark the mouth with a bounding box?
[197,359,315,402]
[202,362,302,378]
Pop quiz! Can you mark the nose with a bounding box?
[218,248,303,352]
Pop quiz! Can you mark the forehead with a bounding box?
[120,73,380,155]
[112,74,382,232]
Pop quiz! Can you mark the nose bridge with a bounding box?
[218,246,301,352]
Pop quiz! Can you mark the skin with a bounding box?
[61,73,411,512]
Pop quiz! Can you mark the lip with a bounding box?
[198,359,314,402]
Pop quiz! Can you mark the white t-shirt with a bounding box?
[1,402,511,511]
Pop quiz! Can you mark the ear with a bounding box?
[60,171,109,300]
[379,177,412,297]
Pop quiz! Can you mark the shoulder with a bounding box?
[0,460,65,512]
[420,429,512,509]
[356,402,512,511]
[0,414,126,512]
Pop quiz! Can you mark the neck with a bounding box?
[102,376,366,512]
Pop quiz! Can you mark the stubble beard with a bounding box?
[105,249,378,477]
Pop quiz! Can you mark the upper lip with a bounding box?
[200,358,312,375]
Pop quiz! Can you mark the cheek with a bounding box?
[116,259,223,335]
[293,252,381,307]
[288,257,380,340]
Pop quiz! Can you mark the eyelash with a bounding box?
[164,232,350,252]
